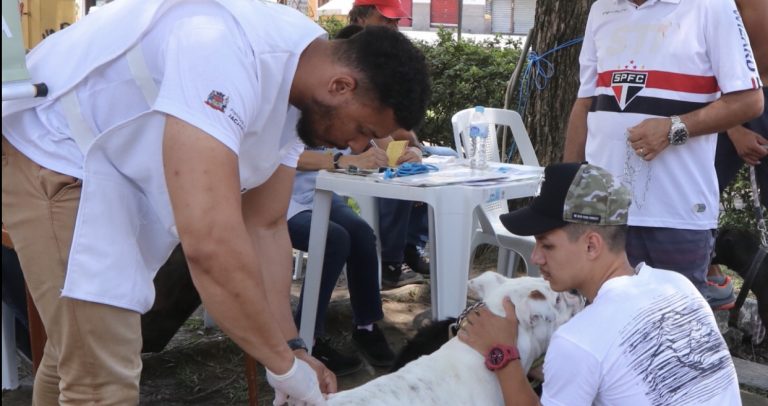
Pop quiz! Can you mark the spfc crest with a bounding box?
[205,90,228,112]
[611,71,647,110]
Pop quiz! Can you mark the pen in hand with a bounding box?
[369,139,390,169]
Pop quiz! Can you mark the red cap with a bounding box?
[353,0,411,19]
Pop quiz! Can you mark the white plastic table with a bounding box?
[298,163,543,349]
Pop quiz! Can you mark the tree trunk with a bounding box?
[521,0,592,165]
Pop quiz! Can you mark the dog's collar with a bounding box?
[449,301,486,338]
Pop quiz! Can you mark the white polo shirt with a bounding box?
[577,0,762,230]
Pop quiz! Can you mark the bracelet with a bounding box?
[333,152,344,169]
[287,336,308,352]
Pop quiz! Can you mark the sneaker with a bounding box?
[703,274,736,310]
[382,262,425,289]
[404,244,430,275]
[312,337,363,376]
[352,324,396,367]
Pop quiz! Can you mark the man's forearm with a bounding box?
[563,98,592,162]
[297,150,335,171]
[183,223,295,374]
[163,117,295,374]
[682,88,764,137]
[249,222,300,341]
[497,361,541,406]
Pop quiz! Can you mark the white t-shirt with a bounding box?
[577,0,763,230]
[2,1,308,181]
[1,0,321,312]
[541,264,741,406]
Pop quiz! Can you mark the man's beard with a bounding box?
[296,99,336,148]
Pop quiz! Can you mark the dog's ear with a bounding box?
[468,271,507,299]
[553,291,585,325]
[515,290,556,328]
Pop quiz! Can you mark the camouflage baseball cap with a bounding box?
[499,163,630,236]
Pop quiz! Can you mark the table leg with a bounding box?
[427,204,437,286]
[352,195,381,286]
[430,202,474,320]
[299,190,333,352]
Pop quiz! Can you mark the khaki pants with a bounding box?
[2,136,142,405]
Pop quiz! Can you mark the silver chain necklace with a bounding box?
[623,136,652,209]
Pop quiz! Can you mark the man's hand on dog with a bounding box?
[296,350,337,394]
[458,297,519,354]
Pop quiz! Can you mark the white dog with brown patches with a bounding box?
[319,272,584,406]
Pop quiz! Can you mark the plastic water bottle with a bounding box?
[469,106,489,169]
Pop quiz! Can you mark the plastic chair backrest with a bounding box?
[450,107,540,231]
[451,107,540,167]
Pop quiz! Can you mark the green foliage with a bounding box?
[318,16,348,38]
[414,29,522,147]
[719,166,759,231]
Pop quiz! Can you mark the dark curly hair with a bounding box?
[348,5,376,25]
[334,24,364,40]
[333,25,431,131]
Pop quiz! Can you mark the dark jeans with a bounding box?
[714,86,768,205]
[407,202,429,248]
[379,198,415,263]
[288,194,383,336]
[626,226,714,292]
[379,145,458,262]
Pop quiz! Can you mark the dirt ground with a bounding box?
[2,265,440,406]
[3,257,767,405]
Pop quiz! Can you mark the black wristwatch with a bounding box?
[332,152,344,169]
[668,115,689,145]
[287,337,308,352]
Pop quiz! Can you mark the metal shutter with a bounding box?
[399,0,413,27]
[491,0,513,34]
[430,0,458,25]
[512,0,535,34]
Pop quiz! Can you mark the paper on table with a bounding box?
[386,140,409,167]
[374,163,542,187]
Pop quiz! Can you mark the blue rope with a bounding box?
[505,143,518,163]
[383,162,439,179]
[517,37,583,115]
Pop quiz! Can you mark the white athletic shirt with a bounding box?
[1,0,321,312]
[541,264,741,406]
[2,1,307,179]
[577,0,762,230]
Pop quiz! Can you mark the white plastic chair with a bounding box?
[451,107,540,277]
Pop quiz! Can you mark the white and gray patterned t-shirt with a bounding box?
[541,264,740,406]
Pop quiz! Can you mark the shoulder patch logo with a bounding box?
[611,71,647,110]
[205,90,229,113]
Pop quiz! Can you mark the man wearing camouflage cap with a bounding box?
[458,162,740,405]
